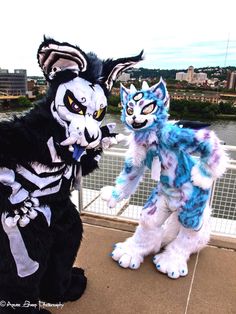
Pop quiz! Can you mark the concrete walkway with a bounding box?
[47,223,236,314]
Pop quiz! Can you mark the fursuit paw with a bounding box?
[111,241,144,270]
[153,252,188,279]
[63,267,87,302]
[100,186,117,208]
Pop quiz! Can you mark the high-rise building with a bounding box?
[175,66,207,84]
[186,66,194,83]
[0,68,27,95]
[226,71,236,90]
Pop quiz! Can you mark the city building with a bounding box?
[226,71,236,91]
[27,77,47,96]
[117,72,131,82]
[175,66,208,84]
[0,68,27,95]
[170,91,220,104]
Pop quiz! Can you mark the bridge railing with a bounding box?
[75,145,236,238]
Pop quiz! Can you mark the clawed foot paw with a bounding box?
[110,242,143,269]
[153,252,188,279]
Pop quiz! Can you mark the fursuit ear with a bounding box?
[37,36,88,82]
[101,50,144,92]
[150,77,170,108]
[120,84,130,106]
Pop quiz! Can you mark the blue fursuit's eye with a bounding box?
[141,102,156,115]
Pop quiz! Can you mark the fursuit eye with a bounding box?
[141,102,156,115]
[64,91,87,115]
[68,97,83,115]
[93,107,106,121]
[126,107,134,115]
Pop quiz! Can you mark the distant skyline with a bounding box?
[1,0,235,76]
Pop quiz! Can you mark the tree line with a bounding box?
[107,94,236,119]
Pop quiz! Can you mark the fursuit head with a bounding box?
[0,37,143,314]
[102,79,228,279]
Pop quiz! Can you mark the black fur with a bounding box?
[175,120,211,129]
[0,37,143,314]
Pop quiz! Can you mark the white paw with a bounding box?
[100,186,113,201]
[153,252,188,279]
[110,241,144,269]
[100,186,117,208]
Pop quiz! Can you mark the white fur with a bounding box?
[191,164,213,189]
[110,193,212,279]
[126,140,147,167]
[100,186,117,208]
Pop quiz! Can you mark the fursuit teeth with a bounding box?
[37,37,88,80]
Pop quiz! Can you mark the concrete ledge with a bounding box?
[81,212,236,250]
[81,212,137,232]
[210,233,236,250]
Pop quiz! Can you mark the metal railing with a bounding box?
[74,145,236,237]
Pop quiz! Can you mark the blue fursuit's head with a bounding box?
[120,78,170,134]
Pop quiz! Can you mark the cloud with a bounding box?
[1,0,236,75]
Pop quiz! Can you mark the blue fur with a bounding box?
[174,151,195,188]
[143,187,159,209]
[145,148,159,169]
[124,158,133,174]
[179,186,210,229]
[160,175,169,186]
[112,190,121,200]
[113,79,225,229]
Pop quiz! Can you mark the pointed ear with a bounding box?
[130,84,137,93]
[150,77,169,107]
[142,81,149,90]
[37,36,88,82]
[101,50,144,92]
[120,84,130,106]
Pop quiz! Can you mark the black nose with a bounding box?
[132,115,136,120]
[84,128,99,143]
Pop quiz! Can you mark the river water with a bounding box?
[1,109,235,146]
[104,113,236,146]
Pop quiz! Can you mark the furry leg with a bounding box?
[153,205,211,279]
[39,200,86,303]
[159,212,180,248]
[111,194,171,269]
[0,212,52,314]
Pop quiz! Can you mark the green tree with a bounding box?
[108,94,120,107]
[219,102,235,114]
[17,97,32,107]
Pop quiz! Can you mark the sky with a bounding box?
[0,0,236,76]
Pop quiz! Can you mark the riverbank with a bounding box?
[107,105,236,121]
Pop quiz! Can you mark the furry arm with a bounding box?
[110,156,145,203]
[0,112,60,167]
[164,125,228,179]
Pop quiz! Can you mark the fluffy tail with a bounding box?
[196,129,229,179]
